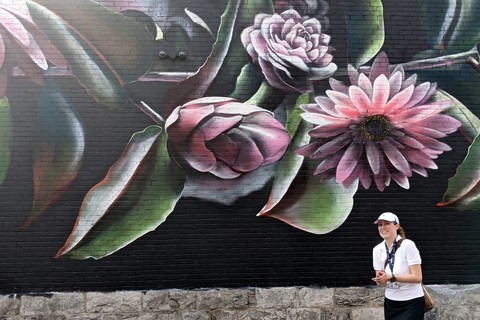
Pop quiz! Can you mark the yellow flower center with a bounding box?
[360,115,391,141]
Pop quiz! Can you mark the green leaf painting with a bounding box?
[434,89,480,142]
[419,0,480,52]
[439,133,480,211]
[31,0,155,83]
[260,157,358,234]
[0,97,12,185]
[27,1,131,109]
[343,0,385,66]
[56,126,186,259]
[25,79,86,228]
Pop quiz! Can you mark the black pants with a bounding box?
[384,296,424,320]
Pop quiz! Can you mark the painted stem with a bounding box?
[359,47,479,74]
[245,80,286,111]
[136,101,166,126]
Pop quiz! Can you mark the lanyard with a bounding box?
[385,239,397,273]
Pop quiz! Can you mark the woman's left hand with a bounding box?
[372,270,391,286]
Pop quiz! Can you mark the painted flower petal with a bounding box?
[365,140,381,174]
[336,142,363,183]
[229,128,264,172]
[349,86,372,114]
[358,73,373,98]
[380,140,412,176]
[179,130,217,173]
[198,115,243,141]
[167,104,215,143]
[372,74,390,114]
[369,52,390,82]
[209,161,242,179]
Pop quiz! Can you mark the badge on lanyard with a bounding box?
[385,240,399,289]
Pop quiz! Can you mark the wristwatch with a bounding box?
[390,275,396,283]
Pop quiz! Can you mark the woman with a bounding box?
[372,212,424,319]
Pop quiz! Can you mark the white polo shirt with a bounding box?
[373,235,424,301]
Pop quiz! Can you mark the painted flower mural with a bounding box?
[0,0,67,97]
[165,97,291,179]
[295,52,462,191]
[1,0,480,259]
[241,8,336,93]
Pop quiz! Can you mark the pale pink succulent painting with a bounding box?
[296,52,462,191]
[241,9,336,94]
[0,0,67,97]
[165,97,291,179]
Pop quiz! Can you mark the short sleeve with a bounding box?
[403,240,422,266]
[373,244,385,271]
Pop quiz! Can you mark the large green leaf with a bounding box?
[418,0,480,52]
[433,89,480,142]
[259,156,358,234]
[56,126,187,259]
[27,1,129,109]
[163,0,242,115]
[438,133,480,211]
[344,0,385,67]
[0,97,12,185]
[31,0,155,83]
[24,78,86,228]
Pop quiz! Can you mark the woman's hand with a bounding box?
[372,270,390,287]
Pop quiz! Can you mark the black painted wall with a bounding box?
[1,0,479,294]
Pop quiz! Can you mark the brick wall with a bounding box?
[1,0,480,295]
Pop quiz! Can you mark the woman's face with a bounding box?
[377,220,399,241]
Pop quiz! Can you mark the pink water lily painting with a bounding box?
[0,0,479,260]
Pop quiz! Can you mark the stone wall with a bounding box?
[0,285,479,320]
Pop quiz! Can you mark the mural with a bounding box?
[1,0,480,265]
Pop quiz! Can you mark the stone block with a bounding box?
[287,308,322,320]
[169,291,197,311]
[51,292,85,314]
[438,306,473,320]
[255,287,297,308]
[220,289,250,309]
[334,287,369,307]
[351,307,383,320]
[212,309,236,320]
[20,296,52,315]
[320,308,351,320]
[86,291,141,313]
[368,287,385,307]
[144,291,196,313]
[196,290,224,310]
[143,291,170,313]
[0,296,20,315]
[458,285,480,306]
[426,285,463,306]
[298,287,334,308]
[181,311,209,320]
[238,309,287,320]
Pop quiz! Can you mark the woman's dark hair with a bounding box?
[396,224,406,238]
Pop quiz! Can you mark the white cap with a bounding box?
[374,212,399,224]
